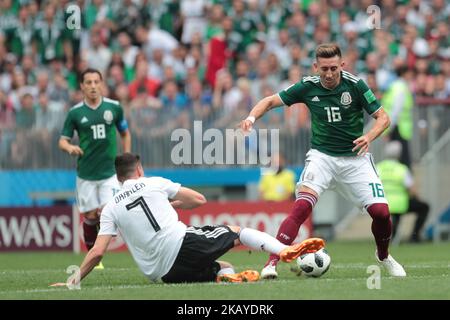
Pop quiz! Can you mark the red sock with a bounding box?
[83,218,99,251]
[366,203,391,260]
[266,192,317,266]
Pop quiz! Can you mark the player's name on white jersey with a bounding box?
[114,182,146,203]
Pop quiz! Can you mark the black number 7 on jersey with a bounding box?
[126,196,161,232]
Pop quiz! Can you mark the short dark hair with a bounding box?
[395,65,409,77]
[80,68,103,83]
[315,43,342,60]
[115,153,140,181]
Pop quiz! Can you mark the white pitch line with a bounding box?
[0,273,449,296]
[0,267,137,274]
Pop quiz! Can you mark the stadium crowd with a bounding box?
[0,0,449,168]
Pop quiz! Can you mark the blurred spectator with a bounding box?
[377,141,429,243]
[114,0,141,36]
[259,152,296,202]
[205,3,225,41]
[128,60,160,99]
[0,89,14,130]
[214,74,252,129]
[116,32,139,81]
[0,89,14,166]
[148,48,165,81]
[382,65,414,168]
[84,0,114,30]
[21,55,37,85]
[10,130,28,168]
[7,5,34,59]
[205,34,228,88]
[32,2,66,64]
[244,43,262,80]
[16,92,35,129]
[82,24,112,75]
[107,63,125,87]
[129,90,162,140]
[186,77,212,122]
[250,59,279,101]
[34,92,63,133]
[166,45,188,82]
[180,0,207,45]
[10,70,37,111]
[160,80,189,117]
[135,22,178,62]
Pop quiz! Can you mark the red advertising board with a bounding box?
[0,206,77,251]
[78,200,313,252]
[0,201,313,252]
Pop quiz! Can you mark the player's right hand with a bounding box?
[68,145,84,156]
[240,119,253,134]
[49,282,68,288]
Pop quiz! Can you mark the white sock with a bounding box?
[239,228,287,255]
[217,267,235,275]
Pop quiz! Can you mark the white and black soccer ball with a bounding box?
[296,248,331,277]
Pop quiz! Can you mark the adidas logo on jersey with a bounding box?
[312,96,320,101]
[81,117,88,124]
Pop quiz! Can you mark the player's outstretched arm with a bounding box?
[240,94,284,133]
[58,137,84,156]
[49,235,112,288]
[353,108,390,156]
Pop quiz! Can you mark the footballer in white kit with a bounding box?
[99,176,188,281]
[50,153,326,287]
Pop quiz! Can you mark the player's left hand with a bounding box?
[352,135,370,156]
[49,282,68,288]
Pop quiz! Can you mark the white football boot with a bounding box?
[261,261,278,280]
[375,252,406,277]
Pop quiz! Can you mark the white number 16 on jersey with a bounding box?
[324,106,342,122]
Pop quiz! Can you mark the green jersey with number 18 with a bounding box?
[61,97,128,180]
[278,71,381,156]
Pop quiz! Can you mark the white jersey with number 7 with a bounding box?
[99,177,187,281]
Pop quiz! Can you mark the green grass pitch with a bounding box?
[1,241,449,300]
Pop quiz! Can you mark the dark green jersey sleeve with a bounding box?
[278,81,309,106]
[61,111,75,139]
[356,79,381,115]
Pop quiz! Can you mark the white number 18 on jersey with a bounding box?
[91,124,106,139]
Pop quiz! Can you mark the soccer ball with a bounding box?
[296,248,331,277]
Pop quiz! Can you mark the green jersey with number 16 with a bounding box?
[278,71,381,156]
[61,97,128,180]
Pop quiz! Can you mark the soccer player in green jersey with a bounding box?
[241,43,406,278]
[59,69,131,268]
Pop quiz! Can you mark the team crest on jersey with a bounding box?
[340,92,352,107]
[103,110,113,124]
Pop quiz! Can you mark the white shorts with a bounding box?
[76,175,121,214]
[297,149,388,209]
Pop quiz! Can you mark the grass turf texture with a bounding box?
[0,241,449,300]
